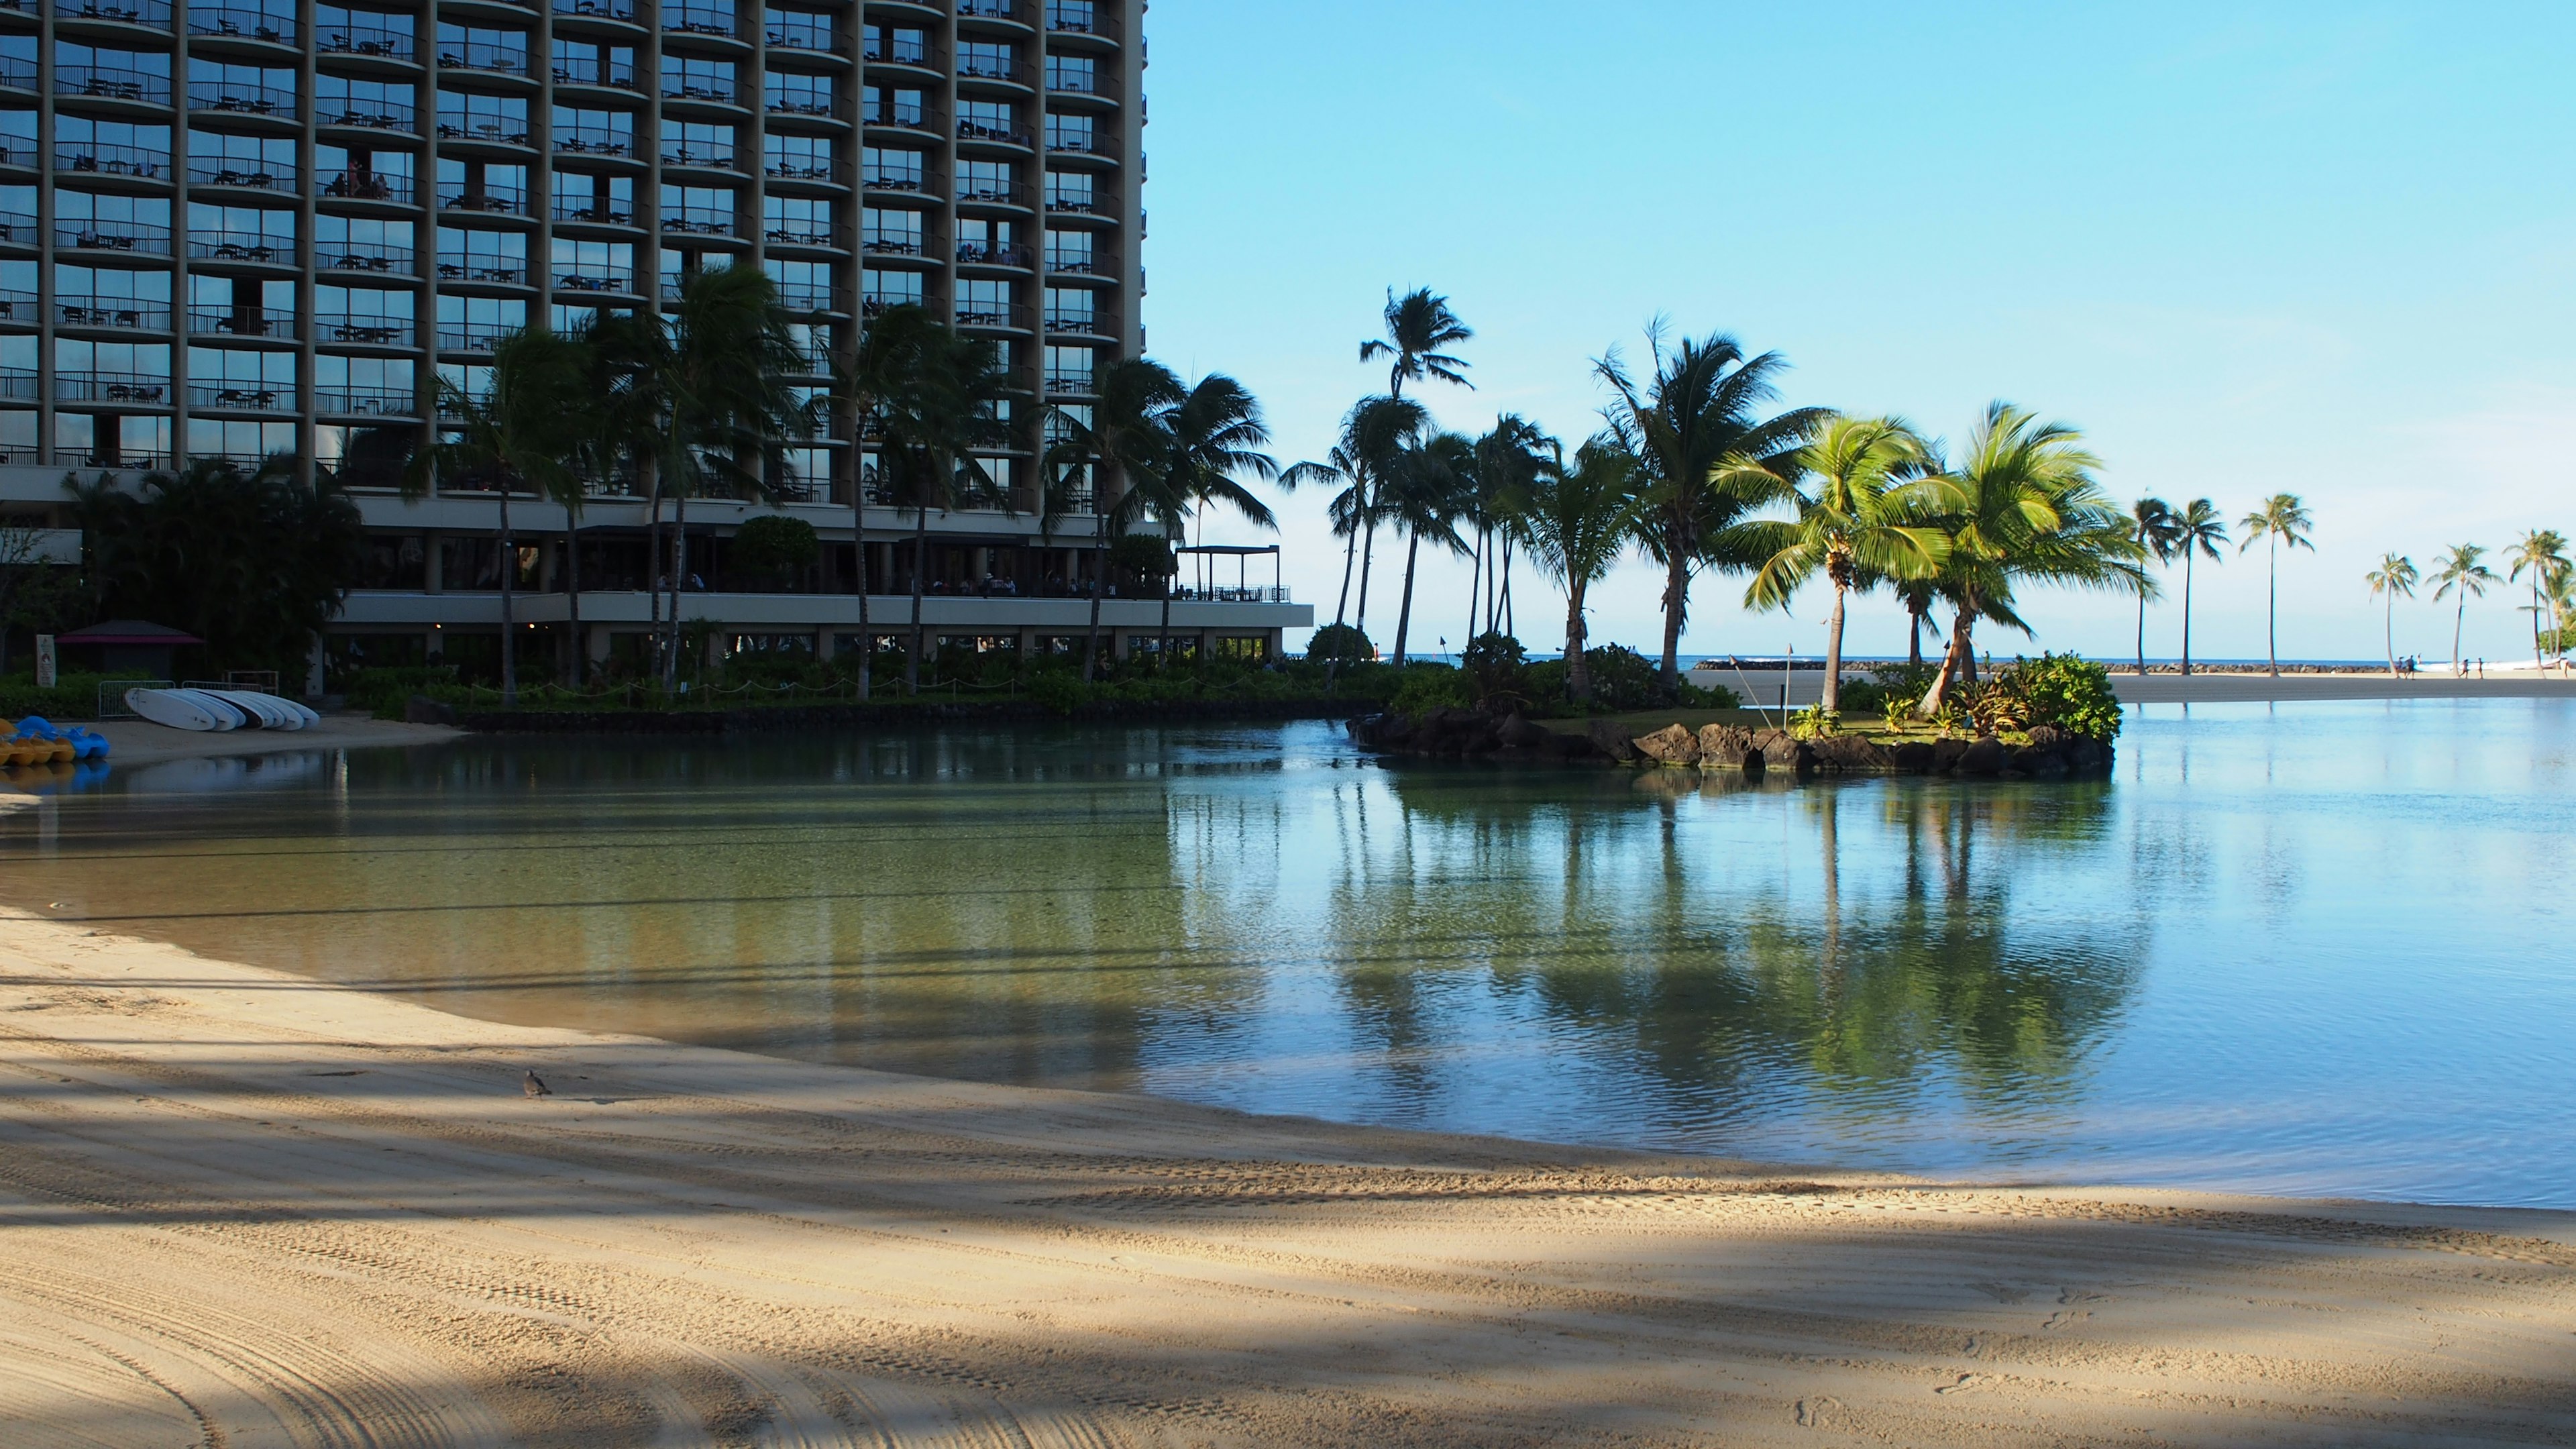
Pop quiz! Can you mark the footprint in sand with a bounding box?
[1935,1373,1990,1396]
[2042,1309,2093,1331]
[1794,1395,1841,1427]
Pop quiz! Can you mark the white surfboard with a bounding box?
[210,690,301,729]
[126,688,227,732]
[168,689,248,731]
[279,698,323,728]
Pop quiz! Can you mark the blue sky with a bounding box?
[1136,1,2576,663]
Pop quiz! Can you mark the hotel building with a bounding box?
[0,0,1307,681]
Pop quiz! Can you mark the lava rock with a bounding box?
[1957,737,2007,776]
[1892,741,1937,773]
[1498,712,1550,749]
[1697,724,1759,768]
[1811,736,1896,773]
[406,694,458,727]
[1633,722,1701,765]
[1587,718,1641,763]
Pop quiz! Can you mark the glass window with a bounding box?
[862,208,921,254]
[435,91,530,144]
[764,132,835,180]
[663,120,735,166]
[959,100,1018,142]
[765,70,833,116]
[862,146,924,189]
[663,56,734,103]
[553,106,634,156]
[1043,227,1093,272]
[957,160,1012,203]
[58,117,171,179]
[317,73,414,128]
[763,194,831,246]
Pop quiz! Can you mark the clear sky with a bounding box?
[1134,1,2575,664]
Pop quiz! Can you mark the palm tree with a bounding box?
[1384,429,1472,665]
[883,327,1014,692]
[2170,499,2227,677]
[1281,395,1426,643]
[1157,371,1279,661]
[2237,493,2316,678]
[2128,497,2180,675]
[405,327,592,708]
[2428,543,2495,676]
[838,303,951,700]
[1895,576,1941,667]
[2365,553,2418,678]
[2504,529,2570,672]
[1731,415,1945,714]
[1053,356,1184,681]
[590,266,818,687]
[1911,402,2147,717]
[1514,439,1638,703]
[1464,415,1548,640]
[1595,327,1826,694]
[1360,286,1472,400]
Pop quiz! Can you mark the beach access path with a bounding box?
[1,912,2571,1447]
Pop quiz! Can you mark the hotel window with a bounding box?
[313,353,416,415]
[765,132,835,180]
[767,257,837,310]
[437,91,530,144]
[663,56,735,103]
[1043,343,1094,393]
[1044,227,1093,272]
[68,46,175,106]
[958,215,1017,263]
[660,184,735,235]
[553,106,635,156]
[553,238,634,290]
[58,117,170,179]
[664,120,735,167]
[766,70,833,117]
[317,143,409,203]
[0,109,31,170]
[862,85,924,127]
[1044,113,1095,154]
[437,226,527,283]
[863,146,924,189]
[764,195,832,246]
[317,213,414,272]
[186,345,298,408]
[959,42,1014,80]
[860,268,922,313]
[955,278,1010,326]
[959,99,1017,142]
[551,169,635,223]
[1044,54,1097,95]
[54,264,169,325]
[550,38,635,87]
[862,208,921,254]
[1043,286,1094,332]
[1044,169,1094,213]
[317,73,413,127]
[57,190,172,251]
[186,418,298,463]
[957,160,1012,203]
[0,407,32,464]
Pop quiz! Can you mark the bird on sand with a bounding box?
[523,1071,552,1097]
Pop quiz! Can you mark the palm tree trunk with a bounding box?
[1158,564,1173,667]
[564,515,582,686]
[498,485,517,709]
[1332,523,1357,627]
[907,508,929,694]
[1083,517,1107,684]
[851,496,871,702]
[2266,537,2279,678]
[1392,531,1421,665]
[2453,598,2466,678]
[1565,580,1591,703]
[1908,605,1923,667]
[1917,605,1974,718]
[1658,547,1688,696]
[1463,529,1481,645]
[1499,539,1514,638]
[663,493,688,688]
[1823,582,1847,714]
[1354,517,1377,636]
[2135,589,2147,676]
[643,462,663,680]
[2182,550,2194,677]
[2385,593,2397,678]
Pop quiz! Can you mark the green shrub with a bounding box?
[0,671,112,720]
[1460,631,1529,712]
[729,515,820,590]
[347,664,462,718]
[1388,663,1472,716]
[1305,623,1374,663]
[2008,652,2123,741]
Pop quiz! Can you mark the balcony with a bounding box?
[56,299,171,331]
[317,19,412,61]
[319,99,417,130]
[189,382,292,412]
[439,40,529,76]
[0,368,36,402]
[58,143,170,179]
[765,17,835,50]
[437,258,527,284]
[958,241,1030,267]
[1042,249,1097,274]
[552,62,638,90]
[661,4,735,38]
[0,55,28,92]
[1044,62,1098,95]
[190,7,294,44]
[959,116,1031,146]
[660,142,736,169]
[765,221,839,248]
[317,315,416,345]
[763,156,840,183]
[959,0,1016,17]
[953,301,1028,329]
[553,0,637,19]
[1042,191,1097,215]
[436,119,533,146]
[58,372,172,405]
[863,37,933,65]
[1044,128,1113,158]
[553,199,637,225]
[54,0,172,25]
[861,169,924,193]
[553,125,635,156]
[0,140,29,168]
[1042,370,1094,394]
[553,268,634,294]
[316,385,419,417]
[192,158,302,193]
[0,287,32,323]
[319,239,413,273]
[959,178,1018,205]
[766,88,837,119]
[957,51,1019,83]
[189,230,294,264]
[442,186,530,216]
[435,319,513,352]
[58,66,173,106]
[659,205,734,235]
[58,221,174,255]
[320,168,409,203]
[1045,1,1095,33]
[188,305,301,339]
[1042,309,1100,335]
[0,211,29,245]
[865,101,933,132]
[784,284,849,314]
[191,78,299,117]
[661,79,738,105]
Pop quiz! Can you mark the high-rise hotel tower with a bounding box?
[0,0,1306,678]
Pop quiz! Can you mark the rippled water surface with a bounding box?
[4,702,2571,1207]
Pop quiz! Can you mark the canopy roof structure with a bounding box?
[56,620,205,647]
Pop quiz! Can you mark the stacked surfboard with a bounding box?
[125,688,322,733]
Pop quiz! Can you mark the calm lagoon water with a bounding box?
[3,702,2571,1208]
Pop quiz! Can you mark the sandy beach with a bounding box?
[3,912,2571,1448]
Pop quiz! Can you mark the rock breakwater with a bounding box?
[1348,708,2113,780]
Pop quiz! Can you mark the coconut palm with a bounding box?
[2169,500,2227,677]
[2365,553,2418,678]
[2428,544,2496,676]
[1911,403,2148,717]
[1281,395,1426,641]
[1731,415,1945,714]
[1052,357,1184,681]
[1360,286,1473,400]
[838,303,953,699]
[2237,493,2316,678]
[1595,327,1827,694]
[1157,371,1279,661]
[1895,575,1941,667]
[405,327,593,708]
[1385,429,1473,665]
[880,328,1013,692]
[1514,438,1638,703]
[1460,415,1550,640]
[2128,497,2180,675]
[2504,529,2571,672]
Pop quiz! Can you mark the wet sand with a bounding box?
[3,910,2571,1447]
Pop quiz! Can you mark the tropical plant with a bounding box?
[2127,497,2180,674]
[1360,286,1473,400]
[877,327,1013,692]
[1513,439,1638,704]
[2365,553,2418,678]
[1594,327,1825,694]
[2504,529,2570,671]
[1051,356,1183,681]
[1459,631,1529,712]
[1962,653,2124,742]
[1462,416,1549,641]
[1384,428,1472,665]
[1909,403,2148,718]
[1732,415,1945,714]
[730,514,819,590]
[2169,499,2227,677]
[405,327,594,706]
[65,456,364,680]
[2237,493,2316,678]
[1142,372,1279,661]
[1281,395,1427,659]
[1305,621,1373,664]
[2428,543,2496,676]
[839,303,955,698]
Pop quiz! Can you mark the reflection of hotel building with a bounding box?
[0,0,1306,678]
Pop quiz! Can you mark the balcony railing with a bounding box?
[953,301,1028,329]
[764,221,838,248]
[660,142,735,168]
[1042,250,1097,274]
[58,371,170,404]
[437,258,527,284]
[957,51,1018,82]
[56,298,170,330]
[957,242,1030,268]
[320,169,409,203]
[1044,63,1097,95]
[661,4,734,37]
[0,368,37,402]
[190,230,294,264]
[553,125,634,156]
[863,38,931,65]
[663,78,738,104]
[59,221,174,254]
[1045,1,1095,33]
[437,119,534,146]
[0,287,32,322]
[553,199,635,225]
[190,7,293,43]
[1171,585,1291,604]
[58,143,168,178]
[316,315,415,344]
[863,233,919,255]
[659,205,733,235]
[319,239,412,272]
[767,17,835,50]
[1042,309,1099,334]
[191,383,292,412]
[0,140,28,167]
[784,284,849,313]
[191,78,298,116]
[1042,191,1096,213]
[319,99,417,129]
[763,156,840,182]
[0,211,30,244]
[315,384,419,417]
[0,56,28,91]
[316,20,410,60]
[959,0,1014,17]
[553,268,633,294]
[435,320,513,352]
[553,62,638,90]
[54,0,172,25]
[59,66,174,105]
[1042,370,1094,394]
[439,40,528,75]
[192,158,301,191]
[865,101,930,131]
[959,116,1030,146]
[553,0,637,19]
[959,178,1017,205]
[861,170,924,192]
[188,305,300,339]
[1045,128,1113,157]
[442,186,529,215]
[766,89,836,117]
